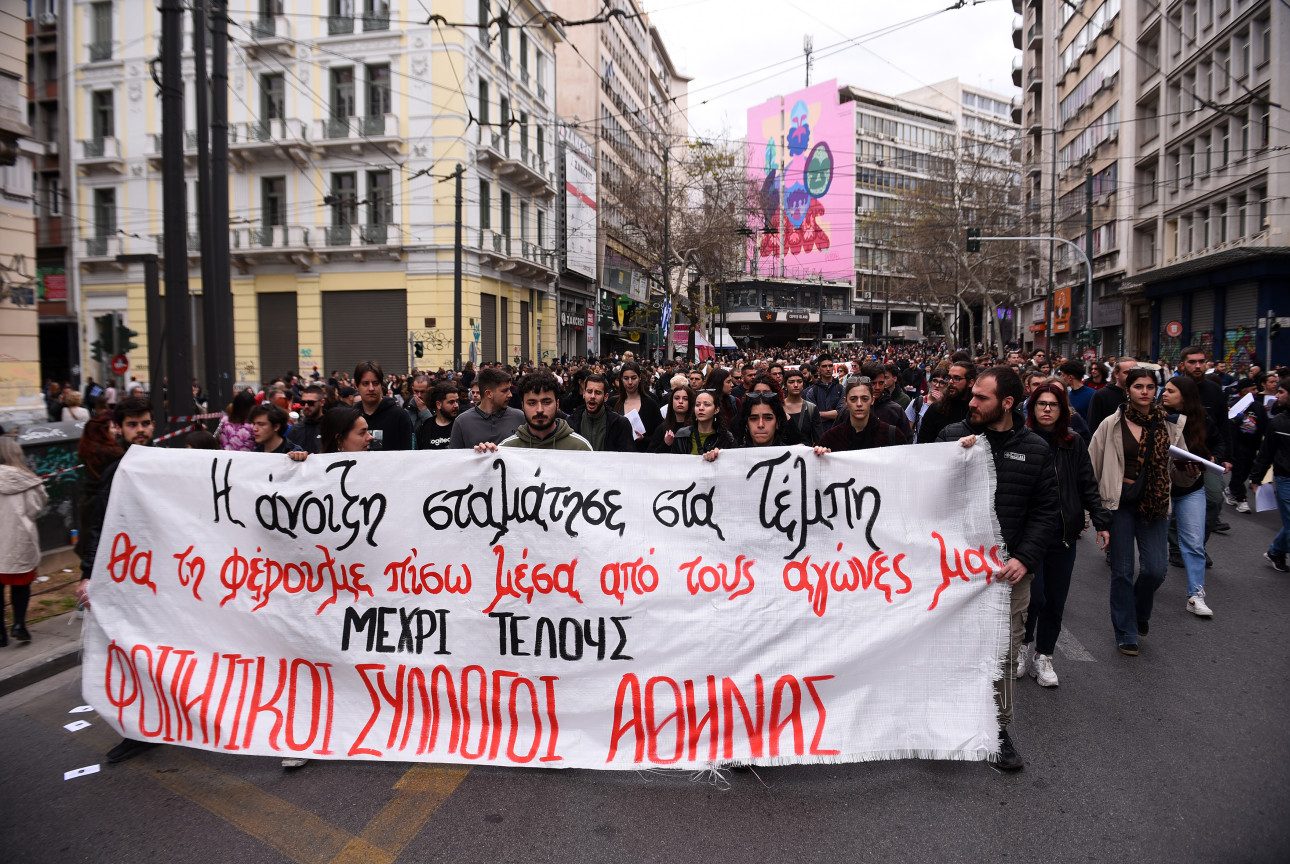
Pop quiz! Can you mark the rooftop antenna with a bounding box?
[804,34,814,87]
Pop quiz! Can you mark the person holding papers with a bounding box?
[1249,381,1290,573]
[612,362,660,452]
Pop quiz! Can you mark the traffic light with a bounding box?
[115,319,139,354]
[90,313,114,361]
[966,228,982,253]
[414,341,425,358]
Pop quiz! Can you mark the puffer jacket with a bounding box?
[938,415,1060,574]
[670,426,736,455]
[1035,428,1112,543]
[0,466,48,572]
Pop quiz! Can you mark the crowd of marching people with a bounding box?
[6,339,1289,774]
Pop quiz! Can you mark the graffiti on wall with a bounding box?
[1224,328,1257,367]
[747,80,854,283]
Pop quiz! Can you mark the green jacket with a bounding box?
[500,418,592,451]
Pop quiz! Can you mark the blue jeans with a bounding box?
[1172,487,1207,597]
[1271,477,1290,558]
[1108,506,1168,645]
[1024,539,1079,656]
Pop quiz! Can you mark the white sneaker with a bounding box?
[1235,500,1251,514]
[1016,643,1031,678]
[1187,594,1214,617]
[281,758,309,770]
[1033,653,1059,687]
[1223,488,1237,506]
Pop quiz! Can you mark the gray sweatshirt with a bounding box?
[448,404,526,448]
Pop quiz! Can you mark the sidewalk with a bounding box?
[0,546,85,697]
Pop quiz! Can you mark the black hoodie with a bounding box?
[359,396,414,451]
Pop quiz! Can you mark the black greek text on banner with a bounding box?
[82,445,1009,769]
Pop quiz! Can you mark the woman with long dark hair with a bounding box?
[217,388,257,452]
[1018,381,1111,687]
[1161,374,1225,617]
[649,385,694,453]
[1089,368,1188,655]
[702,368,740,419]
[613,361,661,452]
[320,407,374,454]
[670,389,734,455]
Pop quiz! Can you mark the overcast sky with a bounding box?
[647,0,1020,139]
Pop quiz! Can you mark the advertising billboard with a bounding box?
[746,80,855,283]
[563,132,597,280]
[1052,287,1072,334]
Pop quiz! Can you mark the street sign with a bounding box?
[110,354,129,376]
[1165,320,1183,338]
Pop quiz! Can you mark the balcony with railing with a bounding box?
[475,125,509,166]
[497,144,555,194]
[80,235,130,269]
[315,222,403,260]
[147,130,199,166]
[243,16,293,56]
[228,118,312,165]
[230,225,313,267]
[75,136,124,172]
[314,114,401,151]
[151,231,204,259]
[88,41,113,62]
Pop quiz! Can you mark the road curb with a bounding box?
[0,644,82,698]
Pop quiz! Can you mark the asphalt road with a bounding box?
[2,503,1288,864]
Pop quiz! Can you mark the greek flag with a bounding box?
[661,296,673,336]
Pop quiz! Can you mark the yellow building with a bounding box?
[0,0,40,413]
[70,0,562,389]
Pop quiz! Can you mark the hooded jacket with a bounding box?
[937,415,1060,574]
[358,396,414,451]
[0,466,48,573]
[500,418,592,450]
[568,406,635,452]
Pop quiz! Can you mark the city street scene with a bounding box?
[0,0,1288,861]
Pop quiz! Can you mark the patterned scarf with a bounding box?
[1122,401,1172,520]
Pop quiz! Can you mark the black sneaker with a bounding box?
[1205,553,1213,569]
[1213,521,1231,534]
[106,738,160,764]
[1168,552,1184,568]
[990,729,1024,773]
[1137,619,1150,637]
[11,625,30,643]
[1267,552,1290,573]
[1118,643,1140,656]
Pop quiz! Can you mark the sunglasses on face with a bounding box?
[301,400,321,407]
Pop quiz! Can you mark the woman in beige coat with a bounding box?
[0,436,49,645]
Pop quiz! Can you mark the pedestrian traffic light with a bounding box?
[966,228,982,253]
[414,341,424,358]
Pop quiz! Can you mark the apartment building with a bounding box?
[68,0,563,385]
[552,0,689,354]
[1016,0,1287,365]
[0,0,38,412]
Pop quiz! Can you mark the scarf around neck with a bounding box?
[1122,401,1172,520]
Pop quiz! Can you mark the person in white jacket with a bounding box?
[0,435,48,645]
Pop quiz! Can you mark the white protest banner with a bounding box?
[82,444,1009,770]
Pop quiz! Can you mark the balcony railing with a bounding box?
[89,42,112,62]
[317,113,399,142]
[362,11,390,31]
[233,224,312,251]
[84,236,115,258]
[228,118,310,146]
[252,17,277,38]
[318,222,400,247]
[77,136,121,163]
[328,15,355,35]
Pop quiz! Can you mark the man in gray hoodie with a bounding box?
[449,366,525,448]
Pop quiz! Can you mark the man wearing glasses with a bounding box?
[287,384,325,453]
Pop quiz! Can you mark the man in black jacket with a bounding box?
[916,361,975,443]
[938,366,1060,774]
[1089,356,1136,432]
[286,384,325,453]
[568,373,634,452]
[1250,382,1290,571]
[74,396,162,765]
[1181,346,1232,536]
[354,360,414,451]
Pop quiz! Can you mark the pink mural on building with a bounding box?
[746,80,855,283]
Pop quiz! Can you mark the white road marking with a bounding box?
[1056,628,1096,662]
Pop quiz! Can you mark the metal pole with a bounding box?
[1046,126,1057,352]
[661,142,673,358]
[453,163,464,370]
[194,0,216,400]
[210,0,233,409]
[161,0,194,428]
[1084,167,1094,345]
[118,254,164,428]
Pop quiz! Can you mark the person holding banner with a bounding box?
[670,389,735,455]
[1018,382,1111,688]
[937,366,1060,773]
[1088,369,1187,657]
[475,371,592,452]
[1161,375,1225,617]
[320,406,374,454]
[1249,381,1290,573]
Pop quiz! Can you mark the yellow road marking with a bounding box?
[329,764,473,864]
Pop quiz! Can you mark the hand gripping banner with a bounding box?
[82,444,1009,769]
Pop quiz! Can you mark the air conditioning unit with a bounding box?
[860,291,874,301]
[38,11,56,25]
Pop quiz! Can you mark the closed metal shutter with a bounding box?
[480,293,497,363]
[322,289,407,377]
[1160,295,1183,324]
[520,300,531,362]
[1190,289,1214,333]
[500,296,509,363]
[1225,282,1257,326]
[1159,295,1184,362]
[258,292,298,381]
